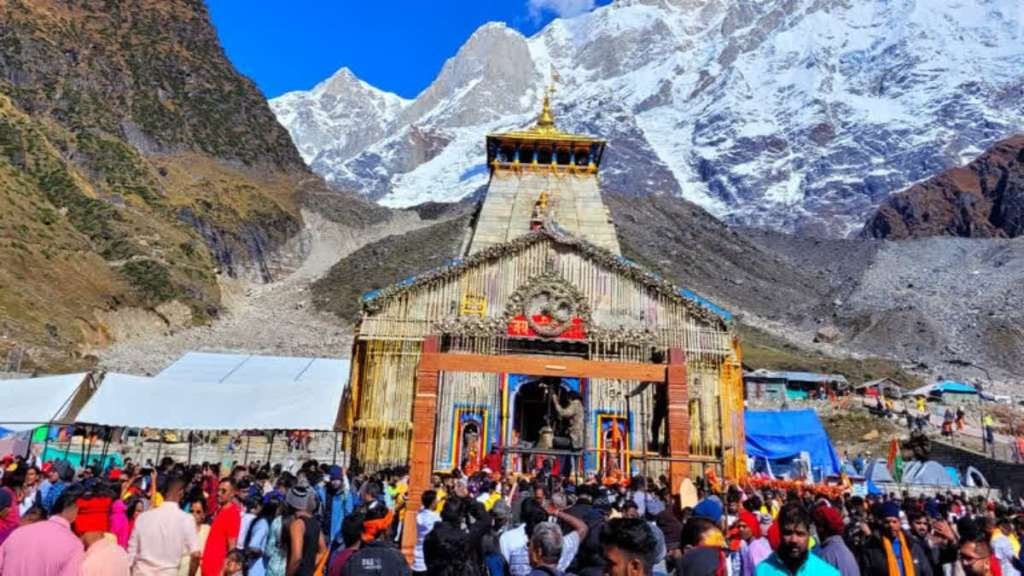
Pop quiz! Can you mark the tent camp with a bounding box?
[964,466,990,488]
[76,353,350,431]
[863,458,896,484]
[745,409,841,477]
[902,460,955,486]
[0,373,96,433]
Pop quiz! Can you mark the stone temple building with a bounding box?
[339,92,746,548]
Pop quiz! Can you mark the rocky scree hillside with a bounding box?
[0,0,348,371]
[863,135,1024,239]
[314,192,1024,391]
[272,0,1024,236]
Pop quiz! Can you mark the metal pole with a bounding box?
[42,426,51,463]
[625,393,632,478]
[99,427,110,470]
[641,384,649,479]
[187,431,193,466]
[332,432,339,465]
[266,431,276,465]
[84,426,94,466]
[63,426,72,460]
[23,428,33,459]
[244,433,251,466]
[80,426,88,468]
[155,430,163,464]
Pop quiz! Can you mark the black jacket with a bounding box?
[858,533,933,576]
[910,533,956,576]
[423,501,492,576]
[342,539,411,576]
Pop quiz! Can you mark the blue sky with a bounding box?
[208,0,611,100]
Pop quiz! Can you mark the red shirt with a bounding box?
[200,502,241,576]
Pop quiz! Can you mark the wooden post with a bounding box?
[332,432,339,465]
[666,348,690,491]
[244,434,251,466]
[267,431,276,465]
[401,336,441,562]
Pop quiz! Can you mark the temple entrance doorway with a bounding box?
[507,374,580,473]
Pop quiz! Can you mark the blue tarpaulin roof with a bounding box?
[936,381,977,394]
[745,409,841,476]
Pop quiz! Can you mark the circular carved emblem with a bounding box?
[522,284,578,337]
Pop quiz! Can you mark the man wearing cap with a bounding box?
[129,476,200,576]
[756,505,838,576]
[76,494,130,576]
[813,505,860,576]
[41,460,75,514]
[859,502,932,576]
[324,466,352,546]
[0,483,85,576]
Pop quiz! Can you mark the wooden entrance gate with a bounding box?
[400,336,692,557]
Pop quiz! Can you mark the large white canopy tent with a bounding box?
[0,373,96,433]
[76,353,350,431]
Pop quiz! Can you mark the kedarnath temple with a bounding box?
[342,90,745,514]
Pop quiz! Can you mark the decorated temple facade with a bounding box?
[343,91,745,490]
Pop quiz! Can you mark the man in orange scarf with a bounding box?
[860,502,934,576]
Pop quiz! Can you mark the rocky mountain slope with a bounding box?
[863,135,1024,239]
[272,0,1024,236]
[0,0,380,372]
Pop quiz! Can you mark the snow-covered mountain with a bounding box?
[270,0,1024,236]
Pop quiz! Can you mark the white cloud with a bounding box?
[527,0,596,21]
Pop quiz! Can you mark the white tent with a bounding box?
[76,353,350,431]
[0,373,94,432]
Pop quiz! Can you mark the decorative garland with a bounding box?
[361,222,731,331]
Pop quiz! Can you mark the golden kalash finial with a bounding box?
[536,84,556,131]
[533,68,561,133]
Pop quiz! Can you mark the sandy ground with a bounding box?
[98,209,425,375]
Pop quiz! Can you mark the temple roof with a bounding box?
[361,222,732,330]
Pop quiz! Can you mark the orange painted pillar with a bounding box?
[401,336,440,561]
[666,348,690,491]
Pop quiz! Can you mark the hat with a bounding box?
[0,455,12,465]
[738,510,761,538]
[328,465,343,481]
[108,468,123,481]
[42,462,53,474]
[812,505,844,537]
[286,475,313,511]
[878,501,901,520]
[693,498,723,524]
[73,496,112,535]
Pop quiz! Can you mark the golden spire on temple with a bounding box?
[535,83,556,132]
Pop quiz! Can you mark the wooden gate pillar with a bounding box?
[401,335,440,561]
[666,347,690,490]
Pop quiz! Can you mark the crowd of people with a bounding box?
[1,452,1023,576]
